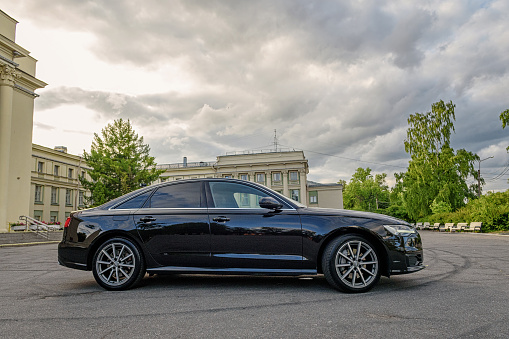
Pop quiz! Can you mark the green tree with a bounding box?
[380,172,409,220]
[500,109,509,130]
[501,108,509,150]
[402,100,479,220]
[342,167,390,212]
[501,109,509,183]
[80,119,164,207]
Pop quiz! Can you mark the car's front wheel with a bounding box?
[92,237,145,290]
[322,235,381,293]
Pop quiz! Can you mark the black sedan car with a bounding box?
[58,178,424,292]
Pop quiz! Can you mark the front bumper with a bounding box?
[390,251,425,274]
[385,232,425,275]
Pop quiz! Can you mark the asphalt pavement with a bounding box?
[0,231,508,338]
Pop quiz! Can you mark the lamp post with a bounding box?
[477,156,494,197]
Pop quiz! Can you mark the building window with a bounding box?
[54,165,59,176]
[68,168,74,179]
[33,210,43,221]
[81,171,85,178]
[35,185,43,203]
[289,171,299,183]
[240,193,250,207]
[309,191,318,204]
[50,211,58,223]
[272,172,282,184]
[65,189,73,206]
[37,161,44,173]
[222,174,232,178]
[256,173,265,184]
[239,174,249,181]
[51,187,58,205]
[78,191,84,206]
[291,189,300,202]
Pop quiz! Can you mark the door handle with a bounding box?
[140,216,156,222]
[213,216,230,222]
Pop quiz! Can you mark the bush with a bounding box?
[425,190,509,231]
[430,199,452,214]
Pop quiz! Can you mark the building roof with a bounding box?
[307,180,343,188]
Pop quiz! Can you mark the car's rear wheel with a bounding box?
[322,235,381,293]
[92,237,145,290]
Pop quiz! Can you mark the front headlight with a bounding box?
[384,225,416,236]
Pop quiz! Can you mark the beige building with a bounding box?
[30,144,89,224]
[25,148,342,224]
[155,150,343,209]
[0,11,47,232]
[307,181,344,209]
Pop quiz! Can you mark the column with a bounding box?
[282,170,289,197]
[265,171,271,189]
[248,171,255,184]
[0,65,18,231]
[300,170,307,206]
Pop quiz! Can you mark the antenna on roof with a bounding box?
[273,129,279,152]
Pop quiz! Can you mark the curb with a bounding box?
[420,231,509,237]
[463,232,509,237]
[0,241,60,248]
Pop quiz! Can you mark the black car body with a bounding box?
[58,178,424,292]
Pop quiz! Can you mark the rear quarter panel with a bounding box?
[61,209,145,270]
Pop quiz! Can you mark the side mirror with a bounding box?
[259,197,283,210]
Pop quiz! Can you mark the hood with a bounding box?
[298,207,410,225]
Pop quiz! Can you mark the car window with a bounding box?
[209,182,272,208]
[114,189,153,209]
[147,182,202,208]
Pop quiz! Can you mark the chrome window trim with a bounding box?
[111,207,297,211]
[208,207,297,211]
[117,207,208,211]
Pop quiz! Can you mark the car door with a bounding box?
[207,181,304,270]
[134,181,210,268]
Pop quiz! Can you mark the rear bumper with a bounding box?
[58,241,89,271]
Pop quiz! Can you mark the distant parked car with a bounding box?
[58,178,424,292]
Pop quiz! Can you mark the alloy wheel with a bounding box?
[334,239,379,289]
[95,242,136,287]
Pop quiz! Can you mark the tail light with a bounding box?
[64,217,71,228]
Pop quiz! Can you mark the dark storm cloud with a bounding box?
[12,0,509,189]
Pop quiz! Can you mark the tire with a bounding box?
[322,235,381,293]
[92,237,146,290]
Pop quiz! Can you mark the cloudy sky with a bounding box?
[4,0,509,191]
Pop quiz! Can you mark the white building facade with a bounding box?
[155,150,343,209]
[0,11,46,232]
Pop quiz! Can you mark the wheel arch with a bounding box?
[86,230,145,270]
[316,227,390,277]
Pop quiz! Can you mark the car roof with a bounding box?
[95,178,299,210]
